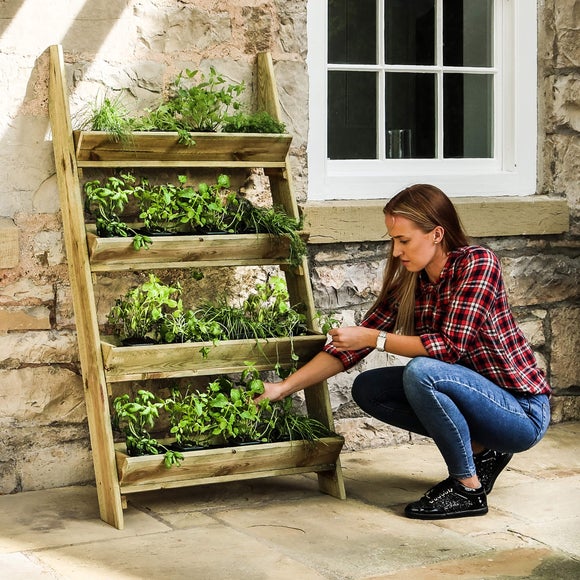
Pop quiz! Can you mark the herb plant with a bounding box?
[84,174,151,250]
[108,274,182,343]
[79,67,288,141]
[222,110,286,134]
[112,389,183,467]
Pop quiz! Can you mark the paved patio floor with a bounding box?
[1,422,579,579]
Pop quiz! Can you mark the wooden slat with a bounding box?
[101,334,327,383]
[115,437,344,491]
[74,131,292,167]
[87,230,299,271]
[257,53,299,219]
[49,45,124,529]
[257,52,346,500]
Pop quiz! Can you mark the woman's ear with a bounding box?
[433,226,445,244]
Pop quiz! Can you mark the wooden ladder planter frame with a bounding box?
[49,45,345,529]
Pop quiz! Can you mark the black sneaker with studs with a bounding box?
[404,477,488,520]
[474,449,513,495]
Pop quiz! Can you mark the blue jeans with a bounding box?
[351,357,551,480]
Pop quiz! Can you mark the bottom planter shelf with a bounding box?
[115,436,344,494]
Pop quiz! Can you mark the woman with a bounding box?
[257,184,551,520]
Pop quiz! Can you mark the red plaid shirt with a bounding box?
[324,246,551,395]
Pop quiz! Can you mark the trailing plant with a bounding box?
[241,204,306,267]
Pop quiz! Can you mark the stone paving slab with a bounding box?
[0,423,578,579]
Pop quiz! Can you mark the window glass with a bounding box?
[385,0,435,65]
[443,0,493,67]
[385,73,436,158]
[328,71,377,159]
[329,0,376,64]
[444,74,493,158]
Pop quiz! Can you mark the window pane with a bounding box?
[328,0,376,64]
[385,0,435,65]
[385,73,436,158]
[328,71,377,159]
[443,0,493,67]
[444,74,493,158]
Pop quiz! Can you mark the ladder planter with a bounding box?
[49,45,345,529]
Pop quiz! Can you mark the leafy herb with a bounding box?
[222,110,286,134]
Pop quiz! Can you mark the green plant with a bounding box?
[133,175,191,234]
[242,204,306,267]
[112,389,183,467]
[314,311,342,334]
[135,67,245,142]
[222,110,286,134]
[79,95,134,143]
[195,275,307,342]
[108,274,182,343]
[84,174,151,250]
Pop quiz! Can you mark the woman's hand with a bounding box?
[327,326,377,351]
[254,381,287,404]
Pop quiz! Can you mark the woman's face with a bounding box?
[385,213,445,278]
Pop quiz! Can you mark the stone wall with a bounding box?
[0,1,577,493]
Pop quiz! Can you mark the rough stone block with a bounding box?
[0,367,85,423]
[0,306,51,331]
[550,307,580,389]
[0,330,78,366]
[550,394,580,423]
[0,217,19,269]
[502,254,579,306]
[555,0,580,68]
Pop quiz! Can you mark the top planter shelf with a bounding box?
[73,131,293,168]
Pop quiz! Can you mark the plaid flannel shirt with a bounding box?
[323,245,551,396]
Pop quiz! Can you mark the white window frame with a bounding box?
[306,0,537,200]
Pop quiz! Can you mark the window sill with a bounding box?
[300,196,569,244]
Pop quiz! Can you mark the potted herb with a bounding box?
[222,110,286,134]
[84,173,151,250]
[112,389,183,467]
[107,274,182,344]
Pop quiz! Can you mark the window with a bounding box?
[307,0,537,200]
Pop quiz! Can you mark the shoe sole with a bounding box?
[405,506,488,520]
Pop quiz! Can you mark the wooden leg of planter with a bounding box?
[304,382,346,500]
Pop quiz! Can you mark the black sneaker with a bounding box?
[474,449,513,495]
[404,477,488,520]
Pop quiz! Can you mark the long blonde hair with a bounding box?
[369,184,470,334]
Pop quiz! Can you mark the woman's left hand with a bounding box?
[327,326,378,351]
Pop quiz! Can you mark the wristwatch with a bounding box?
[376,330,388,352]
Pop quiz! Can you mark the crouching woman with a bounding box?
[256,184,551,519]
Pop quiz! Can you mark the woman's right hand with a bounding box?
[255,380,288,404]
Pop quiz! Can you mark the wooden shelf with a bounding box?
[101,333,327,382]
[74,131,292,168]
[87,229,304,271]
[115,436,344,493]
